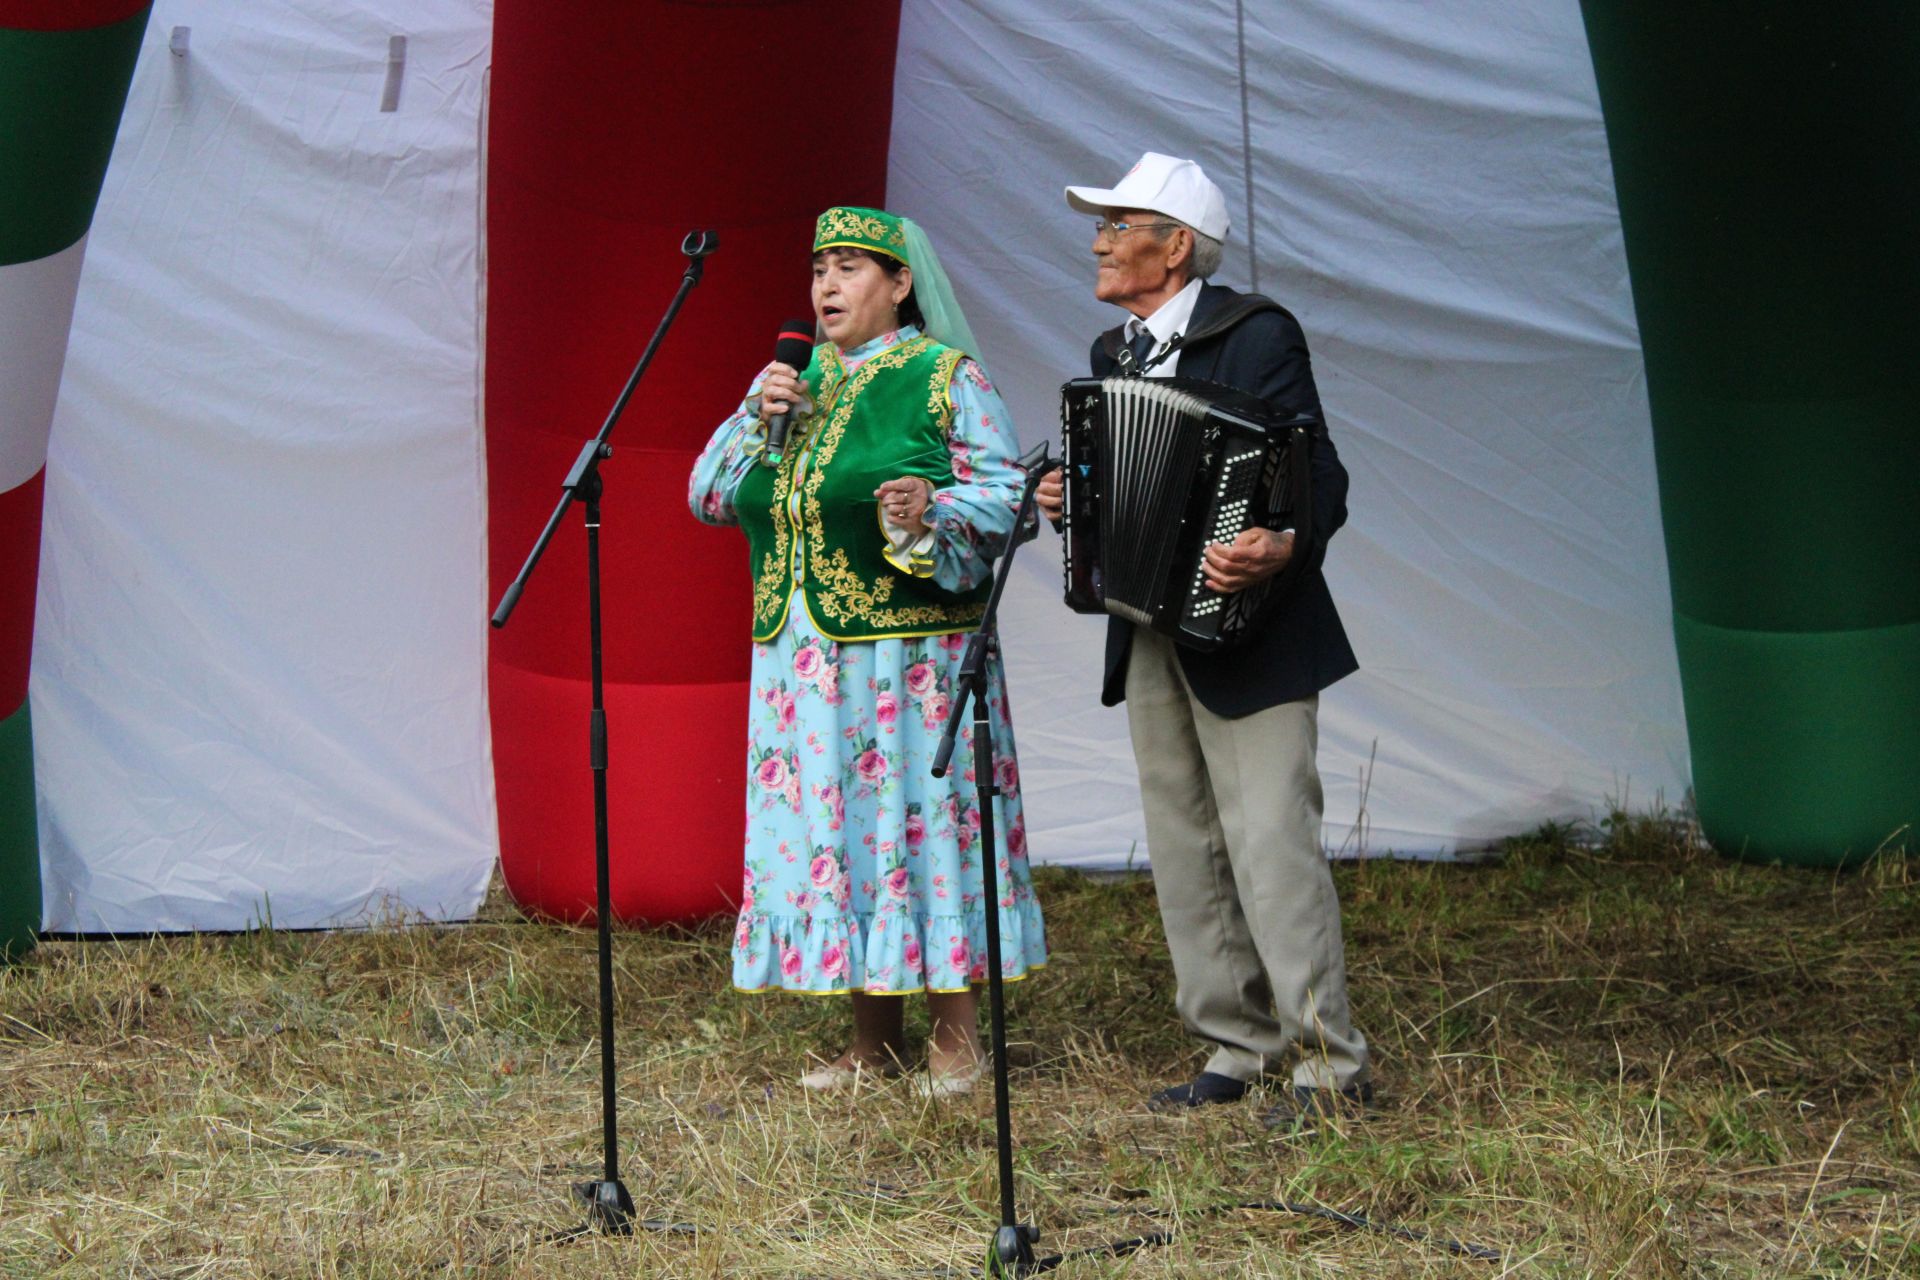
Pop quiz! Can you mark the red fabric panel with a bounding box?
[491,667,749,926]
[487,0,902,923]
[487,441,754,686]
[0,1,149,31]
[0,470,44,717]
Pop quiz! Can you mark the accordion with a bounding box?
[1059,375,1315,651]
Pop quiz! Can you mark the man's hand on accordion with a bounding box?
[1202,527,1295,594]
[1033,465,1065,525]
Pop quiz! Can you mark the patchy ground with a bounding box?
[3,815,1915,1277]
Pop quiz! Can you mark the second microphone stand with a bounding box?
[931,440,1052,1277]
[491,229,717,1237]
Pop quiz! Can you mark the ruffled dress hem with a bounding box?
[731,898,1048,995]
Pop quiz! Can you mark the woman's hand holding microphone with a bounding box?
[757,363,808,436]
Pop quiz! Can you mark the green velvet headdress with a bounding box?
[811,206,980,355]
[813,206,908,262]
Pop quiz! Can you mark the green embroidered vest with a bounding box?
[736,334,989,642]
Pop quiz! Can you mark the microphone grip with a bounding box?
[764,409,792,464]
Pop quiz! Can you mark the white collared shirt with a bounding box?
[1122,277,1204,379]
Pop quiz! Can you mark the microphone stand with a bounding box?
[931,440,1051,1278]
[491,229,718,1236]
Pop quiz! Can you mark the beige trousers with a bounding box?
[1125,625,1369,1090]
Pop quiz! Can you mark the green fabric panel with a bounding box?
[0,6,151,267]
[1580,5,1920,632]
[1579,7,1919,401]
[736,337,986,642]
[0,699,38,961]
[1649,390,1920,633]
[1675,613,1919,868]
[1583,6,1920,863]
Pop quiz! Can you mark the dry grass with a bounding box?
[2,813,1916,1278]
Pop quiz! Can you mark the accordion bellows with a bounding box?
[1060,375,1315,651]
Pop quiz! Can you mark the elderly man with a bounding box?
[1035,153,1370,1125]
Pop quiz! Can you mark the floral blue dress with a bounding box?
[689,327,1048,994]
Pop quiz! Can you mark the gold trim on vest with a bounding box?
[744,336,987,642]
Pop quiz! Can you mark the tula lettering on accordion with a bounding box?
[1059,375,1316,651]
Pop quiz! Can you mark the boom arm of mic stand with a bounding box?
[930,639,981,779]
[491,440,607,628]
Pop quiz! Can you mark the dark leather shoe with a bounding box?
[1147,1071,1250,1112]
[1263,1081,1374,1132]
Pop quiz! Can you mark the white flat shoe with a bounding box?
[798,1058,900,1092]
[915,1060,986,1098]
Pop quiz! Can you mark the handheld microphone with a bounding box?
[763,319,815,465]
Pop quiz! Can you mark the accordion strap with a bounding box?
[1099,291,1296,375]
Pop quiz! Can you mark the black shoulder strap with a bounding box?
[1176,291,1293,348]
[1098,292,1296,376]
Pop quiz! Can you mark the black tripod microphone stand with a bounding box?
[490,229,718,1236]
[930,439,1054,1277]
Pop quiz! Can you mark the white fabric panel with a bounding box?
[0,237,88,492]
[890,0,1690,865]
[33,0,496,930]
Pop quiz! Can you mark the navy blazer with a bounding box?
[1091,282,1358,718]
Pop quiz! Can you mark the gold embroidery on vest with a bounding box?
[802,340,984,633]
[929,347,965,421]
[750,347,847,636]
[801,340,925,627]
[750,457,794,632]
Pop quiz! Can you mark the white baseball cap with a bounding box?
[1065,152,1231,241]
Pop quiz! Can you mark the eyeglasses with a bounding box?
[1092,218,1179,239]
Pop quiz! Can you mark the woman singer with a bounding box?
[688,206,1047,1097]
